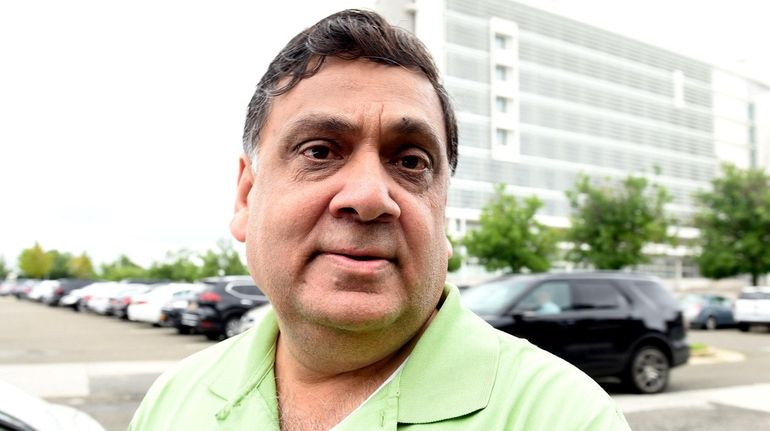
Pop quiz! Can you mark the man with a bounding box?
[130,10,630,430]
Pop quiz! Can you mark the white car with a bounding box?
[127,283,205,325]
[60,282,118,311]
[237,303,273,335]
[0,380,104,431]
[27,280,55,302]
[734,286,770,331]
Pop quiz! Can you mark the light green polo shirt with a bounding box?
[129,284,630,430]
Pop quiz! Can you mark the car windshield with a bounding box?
[460,278,531,315]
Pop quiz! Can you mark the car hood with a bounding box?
[0,381,104,431]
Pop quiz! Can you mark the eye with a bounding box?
[400,155,425,170]
[300,143,340,160]
[396,149,432,172]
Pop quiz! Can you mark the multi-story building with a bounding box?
[377,0,770,281]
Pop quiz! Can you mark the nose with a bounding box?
[328,152,401,223]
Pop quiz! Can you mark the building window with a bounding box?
[494,34,508,49]
[672,70,684,108]
[496,128,508,146]
[495,96,508,113]
[495,65,508,81]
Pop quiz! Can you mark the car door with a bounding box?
[566,279,634,376]
[507,280,575,361]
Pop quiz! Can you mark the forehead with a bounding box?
[263,58,447,146]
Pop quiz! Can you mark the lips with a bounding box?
[314,247,397,274]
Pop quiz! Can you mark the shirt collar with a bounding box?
[396,284,499,423]
[203,284,498,424]
[206,309,279,420]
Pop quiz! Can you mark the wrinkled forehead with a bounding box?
[267,57,447,145]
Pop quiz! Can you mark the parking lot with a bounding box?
[2,296,770,430]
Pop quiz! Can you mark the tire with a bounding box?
[204,331,221,341]
[704,316,718,331]
[738,323,750,332]
[176,326,193,335]
[625,346,670,394]
[224,317,242,339]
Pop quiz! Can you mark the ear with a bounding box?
[446,235,453,259]
[230,154,253,243]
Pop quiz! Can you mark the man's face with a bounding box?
[231,58,451,335]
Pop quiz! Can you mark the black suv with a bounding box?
[181,276,268,340]
[460,272,689,394]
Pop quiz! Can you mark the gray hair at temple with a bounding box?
[241,9,458,175]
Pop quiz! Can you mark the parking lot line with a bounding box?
[0,360,176,398]
[614,383,770,415]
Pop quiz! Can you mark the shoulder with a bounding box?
[128,334,246,430]
[129,310,279,430]
[487,330,630,430]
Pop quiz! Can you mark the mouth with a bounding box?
[313,249,397,272]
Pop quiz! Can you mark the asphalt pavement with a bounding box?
[2,296,770,430]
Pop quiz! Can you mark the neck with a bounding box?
[273,310,436,431]
[276,309,435,384]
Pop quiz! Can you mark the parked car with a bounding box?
[181,276,268,340]
[109,284,156,319]
[60,282,118,311]
[27,280,59,302]
[12,279,41,299]
[0,380,104,431]
[734,286,770,332]
[460,272,689,394]
[159,289,202,334]
[237,303,273,335]
[128,283,204,325]
[85,283,132,315]
[679,293,735,330]
[44,279,95,306]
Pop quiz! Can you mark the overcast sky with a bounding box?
[1,0,768,269]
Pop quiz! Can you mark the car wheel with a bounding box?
[204,331,221,341]
[224,317,241,339]
[176,326,192,335]
[738,323,750,332]
[704,316,718,331]
[625,346,669,394]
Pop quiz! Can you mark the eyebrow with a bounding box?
[281,114,359,144]
[391,117,442,151]
[281,113,442,152]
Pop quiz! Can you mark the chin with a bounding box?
[300,293,405,333]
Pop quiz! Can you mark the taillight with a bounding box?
[198,291,222,303]
[122,296,132,305]
[135,300,148,305]
[54,287,63,295]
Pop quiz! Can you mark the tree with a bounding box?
[565,174,674,270]
[100,255,147,281]
[148,250,201,282]
[48,250,74,279]
[463,185,558,273]
[18,242,54,279]
[694,164,770,286]
[447,234,463,273]
[199,239,248,278]
[0,257,9,279]
[69,252,96,279]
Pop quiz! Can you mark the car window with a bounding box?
[570,280,627,310]
[514,281,571,314]
[632,280,678,308]
[460,279,530,315]
[229,283,264,298]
